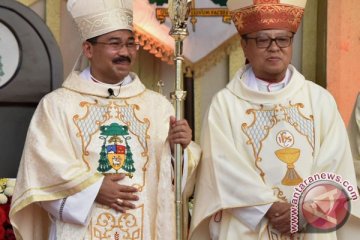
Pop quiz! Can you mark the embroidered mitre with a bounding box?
[227,0,307,35]
[67,0,133,40]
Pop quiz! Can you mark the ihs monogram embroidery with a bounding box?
[97,123,135,177]
[275,130,303,186]
[242,102,314,181]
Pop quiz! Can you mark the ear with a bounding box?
[82,41,93,59]
[240,39,248,59]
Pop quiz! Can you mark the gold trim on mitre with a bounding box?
[227,0,307,35]
[67,0,133,40]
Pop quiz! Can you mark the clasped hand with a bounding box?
[265,202,292,235]
[95,173,139,213]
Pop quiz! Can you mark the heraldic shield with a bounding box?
[97,123,136,177]
[107,144,125,172]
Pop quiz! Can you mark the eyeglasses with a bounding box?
[93,41,140,51]
[243,35,294,48]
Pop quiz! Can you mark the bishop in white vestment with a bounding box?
[190,1,360,239]
[10,1,200,239]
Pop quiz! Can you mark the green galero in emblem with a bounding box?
[97,123,135,178]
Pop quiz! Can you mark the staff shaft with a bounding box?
[168,1,191,239]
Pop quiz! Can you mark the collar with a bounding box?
[62,70,146,99]
[226,64,306,104]
[245,67,291,92]
[80,67,133,86]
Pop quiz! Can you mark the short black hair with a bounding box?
[86,36,98,44]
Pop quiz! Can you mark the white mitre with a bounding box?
[67,0,133,40]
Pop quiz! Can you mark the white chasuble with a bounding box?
[190,65,360,240]
[10,71,200,240]
[242,103,315,199]
[75,101,152,239]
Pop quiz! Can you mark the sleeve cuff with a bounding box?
[229,204,272,230]
[39,177,104,225]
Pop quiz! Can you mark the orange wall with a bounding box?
[327,0,360,124]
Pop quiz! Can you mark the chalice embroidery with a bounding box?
[275,130,303,186]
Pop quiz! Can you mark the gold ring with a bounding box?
[116,198,123,205]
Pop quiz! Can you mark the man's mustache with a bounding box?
[113,56,131,64]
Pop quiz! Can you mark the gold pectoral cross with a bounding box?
[156,0,231,32]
